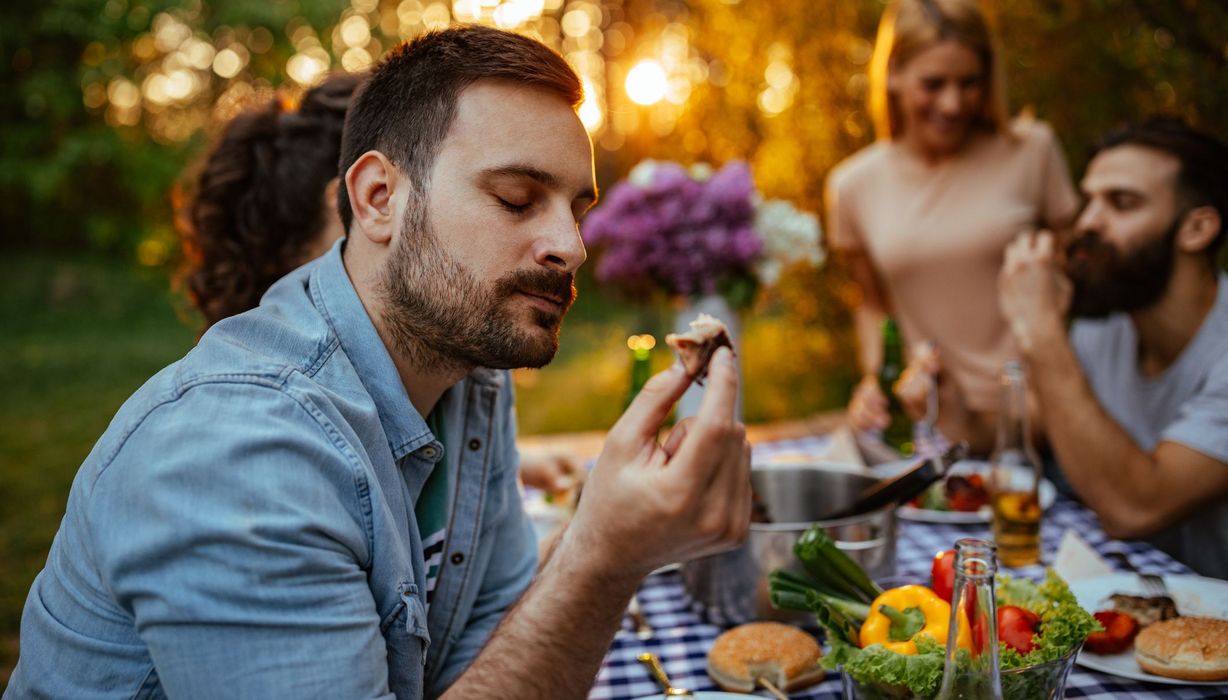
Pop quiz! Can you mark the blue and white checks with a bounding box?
[588,437,1227,699]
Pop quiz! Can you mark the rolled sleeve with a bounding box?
[89,382,394,699]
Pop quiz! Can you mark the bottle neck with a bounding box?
[937,539,1003,700]
[995,368,1033,455]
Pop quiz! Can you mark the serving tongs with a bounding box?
[825,442,968,519]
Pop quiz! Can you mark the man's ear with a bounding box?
[1177,205,1222,255]
[344,151,404,246]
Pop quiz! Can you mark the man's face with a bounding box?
[379,80,595,371]
[1065,145,1184,318]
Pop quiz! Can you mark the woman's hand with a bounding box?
[848,374,889,432]
[894,342,940,421]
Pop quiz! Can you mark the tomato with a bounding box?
[997,605,1042,655]
[945,474,990,512]
[1084,611,1140,655]
[931,549,956,603]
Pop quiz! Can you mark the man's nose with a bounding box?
[534,207,588,273]
[1075,200,1104,235]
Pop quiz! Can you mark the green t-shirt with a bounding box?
[418,411,450,607]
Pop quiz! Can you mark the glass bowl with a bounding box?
[840,644,1081,700]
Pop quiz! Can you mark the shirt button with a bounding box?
[467,438,481,451]
[422,446,438,459]
[450,552,465,565]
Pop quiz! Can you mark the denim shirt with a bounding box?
[5,241,537,699]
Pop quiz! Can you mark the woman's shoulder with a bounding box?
[828,141,893,191]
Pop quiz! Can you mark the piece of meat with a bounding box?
[665,312,734,384]
[1110,593,1180,627]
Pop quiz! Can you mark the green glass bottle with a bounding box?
[624,334,655,410]
[878,318,913,455]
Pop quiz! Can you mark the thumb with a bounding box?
[607,362,691,444]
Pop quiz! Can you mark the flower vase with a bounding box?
[674,293,743,421]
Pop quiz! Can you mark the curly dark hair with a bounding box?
[178,72,365,328]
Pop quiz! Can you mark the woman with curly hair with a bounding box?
[179,72,361,328]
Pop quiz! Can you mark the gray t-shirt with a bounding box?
[1070,274,1228,578]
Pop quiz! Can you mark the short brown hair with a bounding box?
[867,0,1007,141]
[337,25,582,230]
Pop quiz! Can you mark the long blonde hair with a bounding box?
[867,0,1008,141]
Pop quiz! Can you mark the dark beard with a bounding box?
[377,198,576,373]
[1065,218,1180,319]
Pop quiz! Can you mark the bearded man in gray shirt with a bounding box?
[998,117,1228,578]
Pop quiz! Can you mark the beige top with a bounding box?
[827,120,1079,412]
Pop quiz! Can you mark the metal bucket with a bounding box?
[680,463,897,625]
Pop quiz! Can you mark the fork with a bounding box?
[627,594,653,640]
[1107,551,1169,596]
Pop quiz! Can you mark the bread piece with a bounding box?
[1134,616,1228,682]
[1109,593,1180,627]
[706,622,824,693]
[665,313,733,384]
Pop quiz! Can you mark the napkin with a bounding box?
[1052,528,1115,581]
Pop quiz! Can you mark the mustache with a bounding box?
[496,268,577,309]
[1064,231,1115,270]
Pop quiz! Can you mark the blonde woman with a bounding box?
[828,0,1079,454]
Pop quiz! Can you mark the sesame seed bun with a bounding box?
[706,622,824,693]
[1134,616,1228,682]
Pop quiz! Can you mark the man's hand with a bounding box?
[519,450,585,497]
[849,375,889,432]
[894,342,939,421]
[999,231,1072,352]
[566,347,752,579]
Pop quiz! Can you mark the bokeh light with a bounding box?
[625,60,667,106]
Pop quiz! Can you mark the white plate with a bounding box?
[1068,573,1228,686]
[633,687,746,692]
[872,459,1055,524]
[632,694,748,700]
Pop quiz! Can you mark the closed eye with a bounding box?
[496,196,532,215]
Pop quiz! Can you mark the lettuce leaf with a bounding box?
[841,636,947,699]
[996,569,1101,669]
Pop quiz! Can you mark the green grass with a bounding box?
[0,253,198,682]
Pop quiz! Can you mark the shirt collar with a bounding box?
[311,239,434,460]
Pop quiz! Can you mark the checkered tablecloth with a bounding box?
[589,437,1227,699]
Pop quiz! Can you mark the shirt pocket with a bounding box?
[380,581,431,695]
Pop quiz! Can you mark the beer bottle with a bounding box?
[878,318,913,455]
[989,361,1043,567]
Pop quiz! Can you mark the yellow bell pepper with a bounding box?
[859,585,971,655]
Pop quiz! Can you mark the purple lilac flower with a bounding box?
[580,160,761,299]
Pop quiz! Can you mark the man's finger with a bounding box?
[693,347,738,424]
[1036,231,1054,259]
[608,362,690,442]
[661,417,693,459]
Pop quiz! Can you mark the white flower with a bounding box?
[627,159,660,188]
[752,199,824,285]
[688,162,714,181]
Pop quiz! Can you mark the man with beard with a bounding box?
[5,27,752,699]
[998,117,1228,577]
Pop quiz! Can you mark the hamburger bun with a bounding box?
[1134,616,1228,682]
[706,622,824,693]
